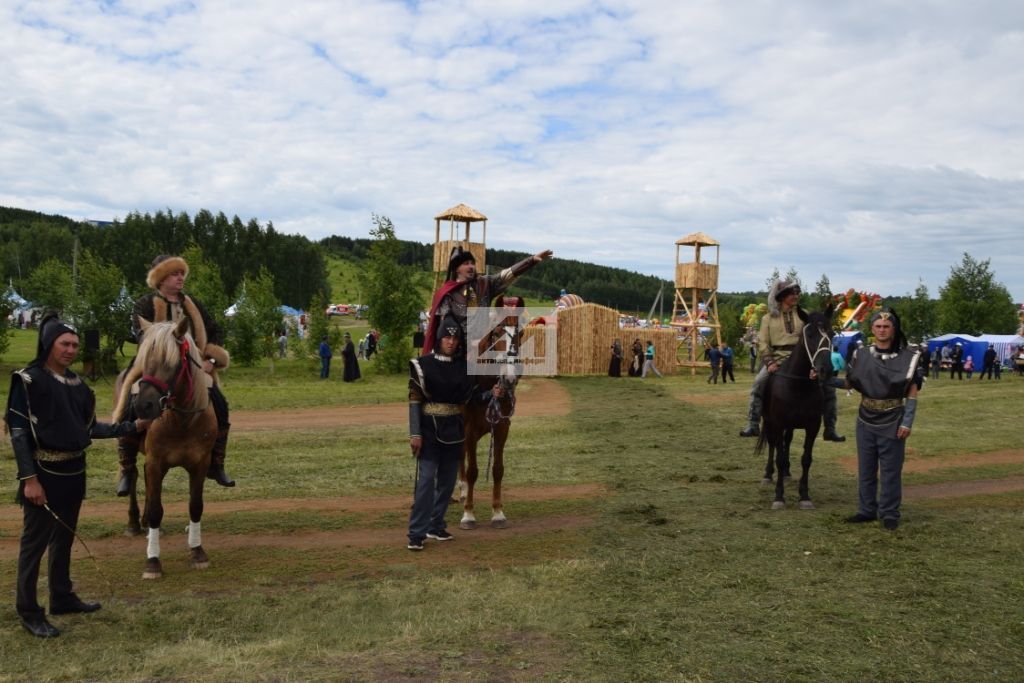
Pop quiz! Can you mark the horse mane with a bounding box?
[122,321,211,416]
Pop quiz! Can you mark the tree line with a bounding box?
[0,206,328,308]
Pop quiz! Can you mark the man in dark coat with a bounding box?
[7,315,146,637]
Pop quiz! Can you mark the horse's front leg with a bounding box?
[490,421,510,528]
[187,467,210,569]
[142,459,168,579]
[798,425,820,510]
[459,424,481,530]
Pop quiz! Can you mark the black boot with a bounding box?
[739,424,760,437]
[208,429,235,487]
[115,439,139,497]
[823,430,846,442]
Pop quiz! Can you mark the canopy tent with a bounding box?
[279,305,302,317]
[926,333,1024,366]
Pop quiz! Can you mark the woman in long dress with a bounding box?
[609,339,623,377]
[628,338,643,377]
[342,332,361,382]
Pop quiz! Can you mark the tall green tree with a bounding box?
[814,273,832,309]
[73,250,130,353]
[937,253,1016,335]
[900,279,938,343]
[181,244,229,337]
[23,258,74,315]
[0,288,14,359]
[227,269,282,367]
[363,214,423,374]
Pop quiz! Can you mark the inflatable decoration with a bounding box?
[833,289,881,330]
[740,303,768,329]
[556,293,584,310]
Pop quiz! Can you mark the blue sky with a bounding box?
[2,1,1023,300]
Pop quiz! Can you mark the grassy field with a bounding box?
[0,329,1022,682]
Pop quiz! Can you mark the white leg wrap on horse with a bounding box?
[461,510,477,523]
[188,521,202,548]
[147,527,161,558]
[491,510,507,522]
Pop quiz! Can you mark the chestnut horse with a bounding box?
[114,317,217,578]
[754,306,836,510]
[458,374,516,529]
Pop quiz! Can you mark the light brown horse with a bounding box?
[113,317,217,579]
[458,374,515,529]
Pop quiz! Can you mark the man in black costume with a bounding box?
[407,315,481,550]
[114,255,234,495]
[7,315,146,637]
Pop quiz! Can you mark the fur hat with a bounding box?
[766,279,801,316]
[445,247,476,282]
[146,255,189,289]
[35,313,78,365]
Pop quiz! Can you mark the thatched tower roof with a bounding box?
[435,204,487,222]
[675,232,719,246]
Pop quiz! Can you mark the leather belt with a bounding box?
[423,402,461,416]
[35,449,84,463]
[861,398,903,412]
[772,344,796,351]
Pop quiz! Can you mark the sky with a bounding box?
[2,0,1023,300]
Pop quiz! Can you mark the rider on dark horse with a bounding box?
[114,255,235,496]
[740,279,845,442]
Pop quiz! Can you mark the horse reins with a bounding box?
[484,376,517,482]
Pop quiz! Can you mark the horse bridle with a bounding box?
[801,321,833,374]
[138,338,204,414]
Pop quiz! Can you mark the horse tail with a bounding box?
[753,374,774,455]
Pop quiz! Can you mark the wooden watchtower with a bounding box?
[671,232,722,375]
[433,204,487,290]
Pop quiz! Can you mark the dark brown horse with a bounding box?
[755,306,835,510]
[458,373,515,529]
[114,317,217,578]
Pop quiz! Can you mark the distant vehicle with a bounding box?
[326,304,353,316]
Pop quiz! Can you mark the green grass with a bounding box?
[1,334,1023,682]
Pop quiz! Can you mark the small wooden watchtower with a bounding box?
[433,203,487,289]
[671,232,722,375]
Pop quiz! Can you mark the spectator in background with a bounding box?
[642,341,663,378]
[629,339,643,377]
[608,339,623,377]
[930,346,941,380]
[278,331,287,359]
[707,343,721,384]
[950,342,964,380]
[981,344,997,380]
[721,343,735,384]
[964,355,974,379]
[319,335,332,379]
[342,332,361,382]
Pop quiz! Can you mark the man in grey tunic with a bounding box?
[839,308,922,530]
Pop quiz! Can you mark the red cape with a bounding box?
[422,280,462,355]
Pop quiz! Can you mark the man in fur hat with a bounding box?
[7,315,147,637]
[423,247,552,356]
[738,280,845,441]
[113,255,234,495]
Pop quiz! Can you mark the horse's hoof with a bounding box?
[459,519,477,530]
[771,500,786,510]
[760,477,773,486]
[124,526,143,537]
[490,518,508,529]
[189,546,210,570]
[798,500,816,510]
[142,557,162,580]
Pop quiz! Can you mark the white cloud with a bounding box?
[1,0,1022,301]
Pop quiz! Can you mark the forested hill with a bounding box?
[1,206,328,307]
[319,236,673,312]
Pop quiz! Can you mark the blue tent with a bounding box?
[833,331,863,361]
[279,305,302,317]
[926,334,987,367]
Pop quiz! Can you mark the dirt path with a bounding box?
[228,377,570,431]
